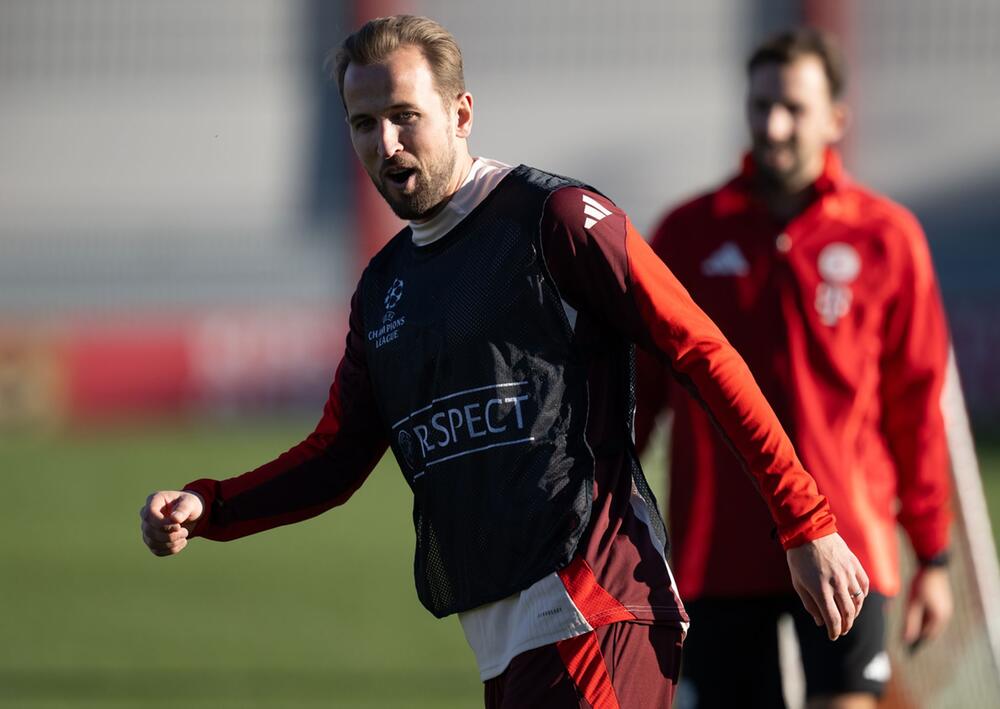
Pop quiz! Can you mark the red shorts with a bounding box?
[484,622,684,708]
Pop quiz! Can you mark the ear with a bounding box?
[455,92,473,138]
[828,100,850,144]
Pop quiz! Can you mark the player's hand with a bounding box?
[786,532,869,641]
[139,490,204,557]
[903,566,952,652]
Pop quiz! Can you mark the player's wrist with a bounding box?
[180,486,210,536]
[918,550,951,568]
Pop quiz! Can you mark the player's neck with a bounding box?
[754,173,820,224]
[762,188,815,223]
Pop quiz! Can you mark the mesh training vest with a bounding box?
[360,165,598,617]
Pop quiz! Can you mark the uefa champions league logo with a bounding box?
[368,277,408,349]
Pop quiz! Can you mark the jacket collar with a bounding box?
[713,148,849,218]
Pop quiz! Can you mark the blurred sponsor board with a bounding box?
[0,308,345,425]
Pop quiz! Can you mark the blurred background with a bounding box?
[1,1,998,707]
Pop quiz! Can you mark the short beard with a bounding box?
[375,142,458,221]
[752,142,808,192]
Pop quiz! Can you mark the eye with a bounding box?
[396,111,418,123]
[351,117,375,132]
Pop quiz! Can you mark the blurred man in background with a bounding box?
[637,28,953,709]
[141,16,868,707]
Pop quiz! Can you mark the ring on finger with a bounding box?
[850,589,863,599]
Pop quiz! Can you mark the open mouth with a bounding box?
[384,167,417,187]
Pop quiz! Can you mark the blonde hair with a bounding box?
[330,15,465,105]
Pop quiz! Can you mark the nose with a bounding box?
[764,105,793,143]
[377,120,403,159]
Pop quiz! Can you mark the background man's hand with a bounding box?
[903,566,952,651]
[786,532,869,641]
[139,490,204,557]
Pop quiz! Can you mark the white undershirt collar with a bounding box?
[410,158,514,247]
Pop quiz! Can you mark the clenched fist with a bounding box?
[139,490,204,557]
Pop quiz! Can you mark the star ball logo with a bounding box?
[384,278,404,310]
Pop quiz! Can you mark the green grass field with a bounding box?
[0,419,480,708]
[2,419,999,708]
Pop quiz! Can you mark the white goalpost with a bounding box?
[881,348,1000,708]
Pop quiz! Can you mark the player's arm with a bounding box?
[880,212,953,646]
[633,211,689,454]
[139,286,388,554]
[540,186,868,639]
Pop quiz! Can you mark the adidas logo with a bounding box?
[862,651,891,682]
[582,194,612,230]
[701,242,750,277]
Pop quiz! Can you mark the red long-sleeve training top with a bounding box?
[637,151,951,599]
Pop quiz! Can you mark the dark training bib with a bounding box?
[360,166,596,617]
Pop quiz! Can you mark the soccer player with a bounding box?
[140,17,868,707]
[636,28,953,709]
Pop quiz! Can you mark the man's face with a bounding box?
[343,45,471,220]
[746,55,845,191]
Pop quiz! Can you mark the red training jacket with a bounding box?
[636,150,952,599]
